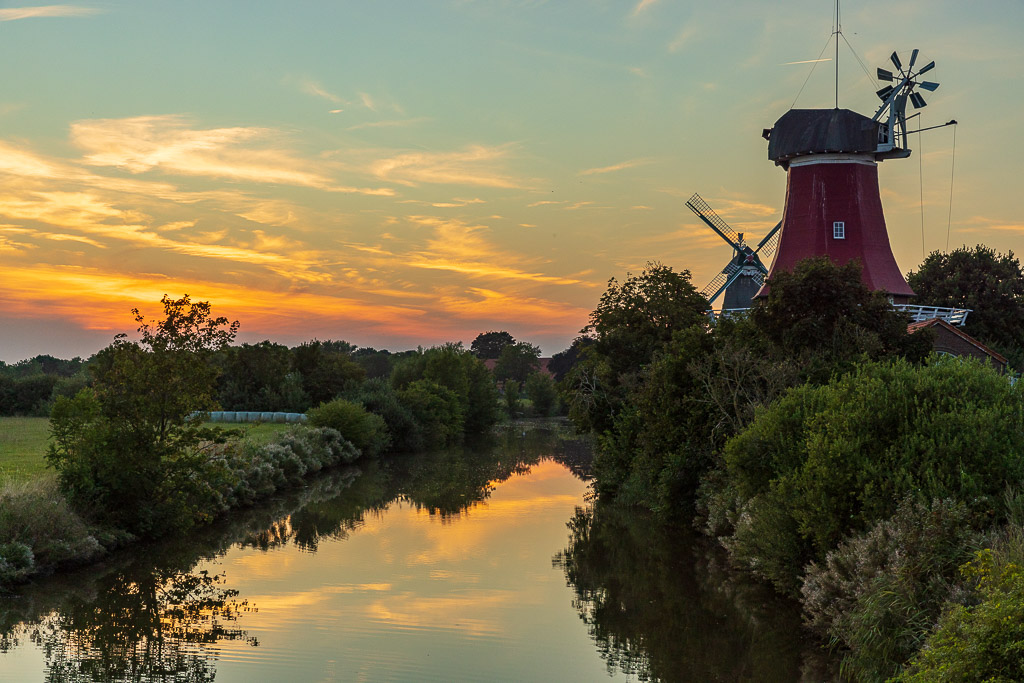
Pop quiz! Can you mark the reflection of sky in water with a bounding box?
[186,459,616,682]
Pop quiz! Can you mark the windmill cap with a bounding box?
[766,108,881,165]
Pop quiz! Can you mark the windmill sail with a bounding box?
[686,193,741,247]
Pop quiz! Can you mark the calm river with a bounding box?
[0,423,834,682]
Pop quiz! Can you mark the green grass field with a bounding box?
[0,418,297,483]
[0,417,51,483]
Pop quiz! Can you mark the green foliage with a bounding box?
[390,344,499,440]
[895,544,1024,683]
[586,261,709,377]
[752,257,933,382]
[0,477,101,587]
[524,372,557,417]
[801,498,983,681]
[503,380,521,418]
[493,341,541,384]
[470,330,516,359]
[46,295,239,536]
[908,245,1024,370]
[291,340,365,406]
[548,336,592,383]
[717,358,1024,594]
[216,341,295,411]
[398,379,465,449]
[221,426,361,508]
[306,398,390,458]
[347,378,423,452]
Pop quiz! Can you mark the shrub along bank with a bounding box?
[563,257,1024,680]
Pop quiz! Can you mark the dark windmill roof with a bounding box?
[766,108,881,166]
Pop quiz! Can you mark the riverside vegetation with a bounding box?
[1,295,526,590]
[562,249,1024,681]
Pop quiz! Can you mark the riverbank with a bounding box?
[1,423,362,590]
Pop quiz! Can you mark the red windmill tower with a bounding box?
[759,48,951,305]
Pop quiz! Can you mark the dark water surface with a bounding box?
[0,423,833,681]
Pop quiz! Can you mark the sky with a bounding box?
[0,0,1021,362]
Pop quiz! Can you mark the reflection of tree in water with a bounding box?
[1,420,596,681]
[0,467,367,682]
[556,504,837,683]
[6,567,254,683]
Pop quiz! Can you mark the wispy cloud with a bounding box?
[668,24,698,53]
[370,144,528,189]
[347,117,428,131]
[631,0,659,17]
[579,158,652,176]
[404,216,583,285]
[0,5,100,21]
[359,92,378,111]
[70,115,394,195]
[299,78,344,105]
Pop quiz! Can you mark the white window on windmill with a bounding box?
[833,221,846,239]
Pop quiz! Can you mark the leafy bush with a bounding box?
[718,358,1024,594]
[220,426,360,509]
[524,372,558,416]
[398,379,464,449]
[391,344,498,440]
[347,378,423,452]
[895,543,1024,682]
[801,498,982,681]
[307,398,390,457]
[0,477,102,587]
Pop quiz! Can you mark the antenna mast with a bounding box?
[834,0,841,108]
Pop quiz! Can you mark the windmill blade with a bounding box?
[701,262,741,303]
[877,67,894,81]
[704,263,744,306]
[890,51,902,69]
[753,220,783,258]
[919,81,940,91]
[909,49,919,69]
[686,193,741,248]
[876,85,895,101]
[910,92,928,109]
[750,271,765,288]
[918,60,936,75]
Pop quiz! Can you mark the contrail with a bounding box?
[781,58,833,65]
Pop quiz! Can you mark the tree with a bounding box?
[470,331,516,359]
[524,372,558,416]
[548,337,593,383]
[907,245,1024,369]
[586,262,709,376]
[751,257,932,383]
[291,340,365,406]
[47,295,239,536]
[216,341,292,411]
[493,341,541,384]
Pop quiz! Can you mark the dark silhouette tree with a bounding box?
[470,331,516,359]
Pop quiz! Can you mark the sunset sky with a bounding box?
[1,0,1021,362]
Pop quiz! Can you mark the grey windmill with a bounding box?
[873,49,943,157]
[686,193,781,310]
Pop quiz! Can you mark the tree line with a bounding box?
[560,245,1024,681]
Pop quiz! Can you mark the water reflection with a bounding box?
[0,423,588,681]
[556,503,838,682]
[1,424,838,682]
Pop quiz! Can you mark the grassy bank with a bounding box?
[0,417,50,482]
[2,423,363,590]
[0,418,295,483]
